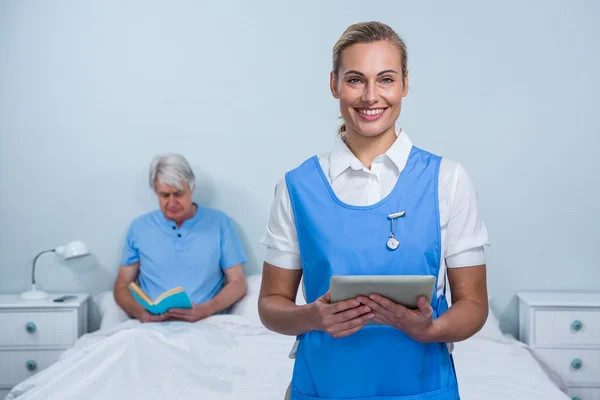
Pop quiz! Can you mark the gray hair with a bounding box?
[149,153,196,192]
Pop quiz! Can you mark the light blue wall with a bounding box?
[1,1,599,335]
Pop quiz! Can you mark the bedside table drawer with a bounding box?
[534,309,600,346]
[568,387,600,400]
[0,310,77,347]
[536,349,600,386]
[0,349,63,386]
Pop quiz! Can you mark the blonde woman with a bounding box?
[259,21,489,400]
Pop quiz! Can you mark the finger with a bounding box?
[331,314,374,338]
[368,294,401,311]
[359,297,391,316]
[332,324,364,338]
[168,309,191,315]
[369,294,410,320]
[327,298,361,314]
[168,313,189,320]
[321,291,331,303]
[356,297,379,309]
[331,313,374,336]
[330,305,372,324]
[371,315,388,324]
[416,297,433,318]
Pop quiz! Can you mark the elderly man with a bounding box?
[114,153,248,323]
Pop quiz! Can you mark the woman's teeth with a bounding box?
[358,108,385,115]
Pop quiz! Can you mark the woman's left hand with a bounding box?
[357,294,437,342]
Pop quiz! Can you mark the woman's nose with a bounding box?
[361,83,378,104]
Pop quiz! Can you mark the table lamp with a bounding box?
[20,240,90,300]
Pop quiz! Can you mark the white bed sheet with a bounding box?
[6,314,570,400]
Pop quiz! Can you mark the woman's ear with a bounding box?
[330,71,340,99]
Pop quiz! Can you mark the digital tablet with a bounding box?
[329,275,436,309]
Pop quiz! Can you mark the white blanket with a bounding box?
[7,315,569,400]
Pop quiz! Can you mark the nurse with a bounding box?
[258,21,489,400]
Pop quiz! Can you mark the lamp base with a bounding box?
[20,290,49,300]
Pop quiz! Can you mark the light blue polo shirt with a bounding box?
[121,204,247,305]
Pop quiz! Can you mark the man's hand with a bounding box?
[166,303,213,322]
[357,294,436,342]
[137,310,170,323]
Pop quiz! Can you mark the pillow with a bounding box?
[230,274,307,319]
[474,307,504,340]
[93,290,130,330]
[472,297,505,341]
[230,274,262,320]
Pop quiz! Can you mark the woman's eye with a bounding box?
[347,77,362,84]
[381,77,394,83]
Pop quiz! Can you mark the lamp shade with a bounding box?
[20,240,91,300]
[54,240,89,259]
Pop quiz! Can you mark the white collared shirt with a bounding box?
[260,129,489,298]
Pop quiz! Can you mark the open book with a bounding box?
[128,282,193,315]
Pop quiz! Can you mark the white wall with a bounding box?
[1,0,598,335]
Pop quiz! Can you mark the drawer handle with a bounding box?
[25,322,37,334]
[571,320,583,331]
[571,358,582,370]
[26,360,37,371]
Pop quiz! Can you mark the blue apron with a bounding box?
[285,146,459,400]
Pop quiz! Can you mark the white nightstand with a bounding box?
[0,293,89,398]
[518,292,600,400]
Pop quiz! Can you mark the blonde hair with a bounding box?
[332,21,408,134]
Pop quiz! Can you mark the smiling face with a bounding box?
[330,40,408,140]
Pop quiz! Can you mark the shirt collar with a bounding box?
[155,202,202,229]
[329,128,414,183]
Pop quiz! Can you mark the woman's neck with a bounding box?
[343,126,397,170]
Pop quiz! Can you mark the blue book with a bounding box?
[128,282,193,315]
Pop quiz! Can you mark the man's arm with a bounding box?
[113,262,168,323]
[167,264,247,322]
[205,264,247,314]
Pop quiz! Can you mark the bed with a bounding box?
[5,276,571,400]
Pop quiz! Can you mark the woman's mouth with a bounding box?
[355,107,387,121]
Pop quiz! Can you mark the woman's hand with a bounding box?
[310,291,374,338]
[357,295,437,342]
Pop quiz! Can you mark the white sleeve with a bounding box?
[444,162,490,268]
[259,178,302,270]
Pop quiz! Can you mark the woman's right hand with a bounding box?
[310,291,374,338]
